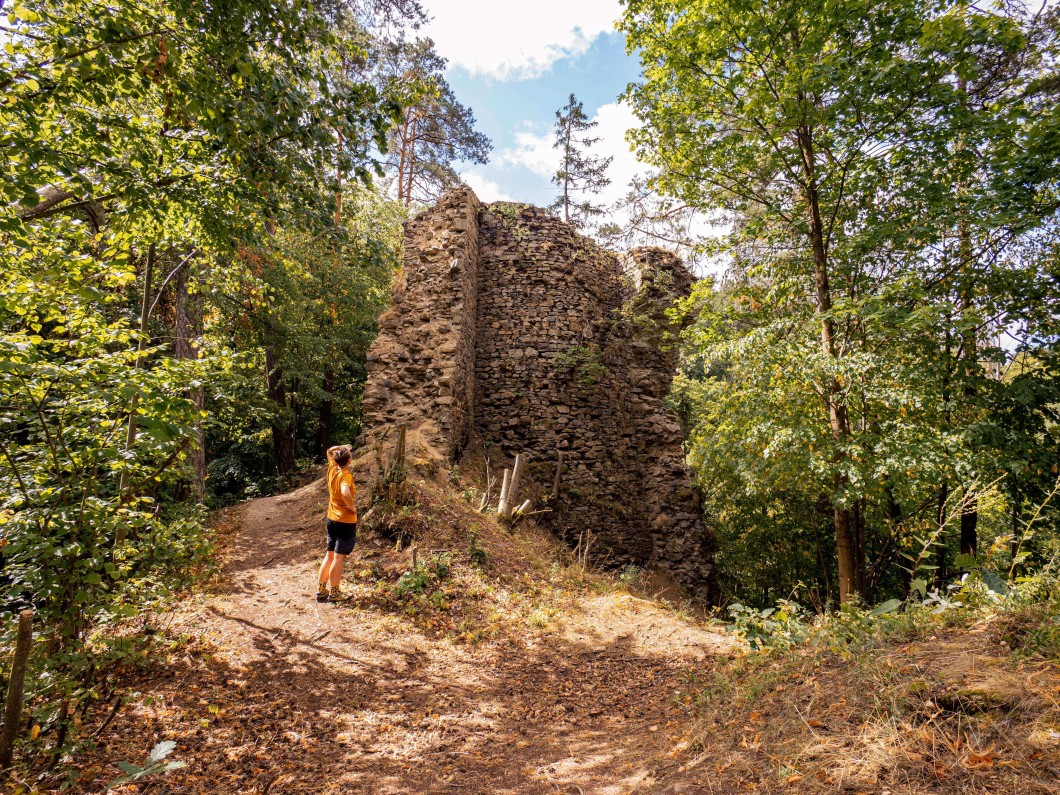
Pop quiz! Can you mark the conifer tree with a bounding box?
[550,94,613,229]
[385,38,492,207]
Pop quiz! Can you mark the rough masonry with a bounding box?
[362,187,718,602]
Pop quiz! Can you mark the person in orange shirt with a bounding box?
[317,444,358,603]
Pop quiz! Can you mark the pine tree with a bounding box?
[549,94,612,230]
[385,38,492,207]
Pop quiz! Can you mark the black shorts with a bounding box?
[325,519,357,555]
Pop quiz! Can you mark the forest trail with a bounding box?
[87,475,733,795]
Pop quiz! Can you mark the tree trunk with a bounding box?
[396,117,408,205]
[335,127,344,225]
[315,368,335,462]
[116,244,155,546]
[174,261,206,502]
[402,114,418,207]
[935,483,948,589]
[955,74,979,558]
[854,498,867,596]
[884,488,908,599]
[797,123,859,603]
[960,492,978,557]
[0,610,33,770]
[265,343,297,477]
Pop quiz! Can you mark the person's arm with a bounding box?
[326,445,343,461]
[340,481,356,513]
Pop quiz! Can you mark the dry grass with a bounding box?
[345,440,663,646]
[680,615,1060,794]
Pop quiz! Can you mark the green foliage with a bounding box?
[727,600,810,651]
[209,188,403,485]
[429,552,452,581]
[0,0,414,765]
[466,533,488,566]
[391,552,452,601]
[726,562,1060,660]
[624,0,1060,606]
[392,567,431,598]
[550,345,610,392]
[617,564,641,587]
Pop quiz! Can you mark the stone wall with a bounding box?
[362,188,480,463]
[362,187,718,602]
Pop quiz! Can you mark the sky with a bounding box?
[420,0,643,208]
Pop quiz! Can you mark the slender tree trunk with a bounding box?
[116,244,154,545]
[174,262,206,501]
[315,368,335,462]
[854,498,867,596]
[562,120,572,222]
[335,128,344,224]
[935,482,948,589]
[265,343,296,477]
[797,123,859,603]
[960,494,978,557]
[402,115,418,207]
[396,117,408,206]
[955,74,979,558]
[885,488,909,599]
[0,610,33,771]
[1011,491,1020,566]
[815,521,832,606]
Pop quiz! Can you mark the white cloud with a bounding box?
[591,100,640,207]
[488,101,640,204]
[461,171,513,202]
[423,0,621,81]
[494,122,555,178]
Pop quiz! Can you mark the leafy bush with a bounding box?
[466,533,487,566]
[392,568,431,598]
[550,345,610,391]
[727,600,810,650]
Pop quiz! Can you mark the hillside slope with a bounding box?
[49,464,1060,795]
[65,467,732,794]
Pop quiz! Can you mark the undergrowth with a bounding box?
[343,475,652,646]
[686,570,1060,793]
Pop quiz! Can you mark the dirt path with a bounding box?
[90,480,731,794]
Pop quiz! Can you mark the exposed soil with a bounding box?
[45,470,1060,795]
[68,473,733,794]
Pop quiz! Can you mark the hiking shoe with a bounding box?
[327,586,351,603]
[316,584,329,603]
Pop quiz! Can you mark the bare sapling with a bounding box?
[374,424,408,505]
[574,529,595,572]
[477,457,497,513]
[500,454,527,521]
[497,468,511,515]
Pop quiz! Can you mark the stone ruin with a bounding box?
[362,186,718,602]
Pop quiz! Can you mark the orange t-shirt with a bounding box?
[326,458,357,523]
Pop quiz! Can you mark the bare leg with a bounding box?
[328,553,348,588]
[318,551,336,585]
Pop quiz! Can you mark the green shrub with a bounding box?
[550,345,609,391]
